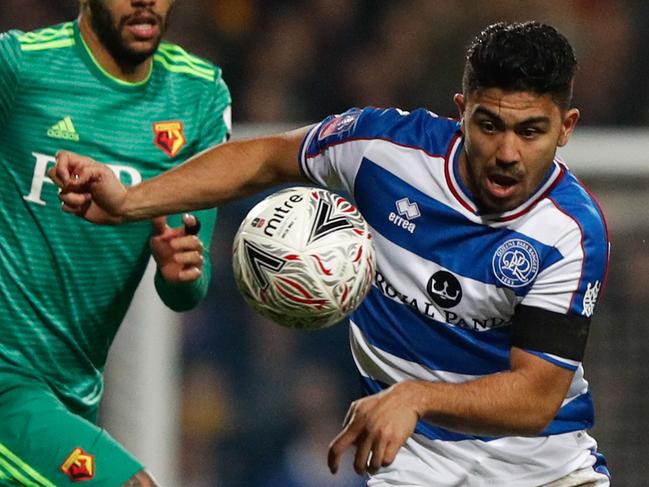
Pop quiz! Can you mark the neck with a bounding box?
[457,146,474,195]
[78,14,152,83]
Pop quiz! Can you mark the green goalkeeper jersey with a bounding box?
[0,21,231,414]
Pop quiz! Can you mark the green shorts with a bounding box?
[0,370,143,486]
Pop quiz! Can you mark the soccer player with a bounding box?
[0,0,230,485]
[53,22,610,486]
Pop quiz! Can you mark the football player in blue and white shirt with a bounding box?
[53,21,611,487]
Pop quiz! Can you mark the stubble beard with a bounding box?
[87,0,171,72]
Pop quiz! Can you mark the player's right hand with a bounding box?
[48,150,128,224]
[328,381,421,476]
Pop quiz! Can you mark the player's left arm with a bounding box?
[151,211,216,311]
[152,72,231,310]
[328,347,575,474]
[330,209,610,475]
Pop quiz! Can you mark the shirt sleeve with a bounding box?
[154,207,217,311]
[517,198,610,368]
[0,31,24,127]
[154,68,230,310]
[522,205,609,318]
[196,69,232,152]
[299,107,409,194]
[298,106,444,196]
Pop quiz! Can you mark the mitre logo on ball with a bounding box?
[232,187,376,330]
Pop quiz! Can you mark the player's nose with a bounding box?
[495,131,520,165]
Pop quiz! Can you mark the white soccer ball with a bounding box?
[232,186,375,330]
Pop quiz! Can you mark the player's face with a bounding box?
[86,0,175,66]
[455,89,579,213]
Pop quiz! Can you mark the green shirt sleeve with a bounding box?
[154,206,217,311]
[197,68,232,151]
[154,68,230,310]
[0,31,23,127]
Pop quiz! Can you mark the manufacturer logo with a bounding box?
[582,280,601,318]
[318,111,360,140]
[47,116,79,141]
[389,198,420,234]
[60,448,95,482]
[396,198,420,220]
[153,121,186,157]
[426,271,462,308]
[492,239,539,288]
[263,193,303,237]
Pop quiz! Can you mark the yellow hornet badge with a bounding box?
[60,447,95,482]
[153,121,186,157]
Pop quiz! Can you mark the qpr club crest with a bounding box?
[492,238,539,288]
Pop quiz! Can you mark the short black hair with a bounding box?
[463,21,577,110]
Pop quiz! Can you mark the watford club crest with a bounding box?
[153,121,186,157]
[60,447,95,482]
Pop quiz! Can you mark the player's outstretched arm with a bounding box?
[51,126,312,224]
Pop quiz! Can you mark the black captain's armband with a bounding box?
[511,305,590,361]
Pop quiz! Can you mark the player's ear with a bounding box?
[453,93,466,117]
[558,108,579,147]
[454,93,467,132]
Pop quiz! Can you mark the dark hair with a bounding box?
[462,22,577,110]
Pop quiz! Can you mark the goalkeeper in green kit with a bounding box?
[0,1,230,485]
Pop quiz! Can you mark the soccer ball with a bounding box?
[232,186,375,330]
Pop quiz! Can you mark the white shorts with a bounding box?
[367,431,610,487]
[541,468,610,486]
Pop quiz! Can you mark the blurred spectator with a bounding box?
[0,0,74,30]
[180,363,234,487]
[261,363,365,487]
[2,0,649,124]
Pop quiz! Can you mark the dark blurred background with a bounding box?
[3,0,649,126]
[2,1,648,486]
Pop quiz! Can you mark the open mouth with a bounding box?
[124,13,160,40]
[485,173,520,199]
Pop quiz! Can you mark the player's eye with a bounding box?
[520,127,542,139]
[479,120,498,134]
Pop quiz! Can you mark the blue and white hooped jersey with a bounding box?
[299,107,610,485]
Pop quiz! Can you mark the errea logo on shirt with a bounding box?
[389,198,420,234]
